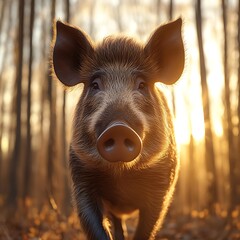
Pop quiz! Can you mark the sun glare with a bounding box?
[174,116,190,145]
[1,134,9,154]
[190,108,205,142]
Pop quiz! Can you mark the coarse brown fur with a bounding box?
[52,18,184,240]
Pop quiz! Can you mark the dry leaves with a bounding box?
[0,201,239,240]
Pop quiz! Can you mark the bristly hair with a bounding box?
[94,36,146,68]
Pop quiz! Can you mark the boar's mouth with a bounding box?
[96,121,142,163]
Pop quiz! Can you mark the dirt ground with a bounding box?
[1,204,240,240]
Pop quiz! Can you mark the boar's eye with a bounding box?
[90,78,103,92]
[135,77,147,92]
[91,82,99,90]
[138,82,145,90]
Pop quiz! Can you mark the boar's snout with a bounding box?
[97,122,142,162]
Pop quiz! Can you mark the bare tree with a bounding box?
[221,0,237,210]
[0,0,6,38]
[47,0,56,199]
[0,83,5,194]
[0,1,11,85]
[116,0,123,32]
[236,0,240,205]
[156,0,161,24]
[8,0,25,208]
[23,0,35,200]
[0,1,12,176]
[195,0,217,212]
[185,75,198,211]
[88,0,96,38]
[169,0,173,20]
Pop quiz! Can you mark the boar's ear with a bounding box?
[144,18,184,85]
[52,21,94,86]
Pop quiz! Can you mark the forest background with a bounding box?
[0,0,240,239]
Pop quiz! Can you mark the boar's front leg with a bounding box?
[75,193,111,240]
[111,214,125,240]
[133,204,164,240]
[70,150,111,240]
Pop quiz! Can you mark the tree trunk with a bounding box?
[221,0,237,210]
[195,0,218,212]
[0,1,12,177]
[236,0,240,205]
[47,0,56,199]
[156,0,161,25]
[169,0,173,20]
[34,0,48,207]
[88,0,96,38]
[8,0,25,209]
[116,0,123,32]
[23,0,35,200]
[0,0,11,84]
[0,0,6,37]
[0,82,5,194]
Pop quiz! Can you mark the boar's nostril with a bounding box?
[124,138,134,152]
[97,122,142,163]
[104,138,115,151]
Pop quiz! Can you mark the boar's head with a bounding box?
[52,19,184,170]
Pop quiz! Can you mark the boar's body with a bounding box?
[52,19,184,240]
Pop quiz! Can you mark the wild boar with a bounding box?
[52,18,184,240]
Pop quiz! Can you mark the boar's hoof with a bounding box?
[97,122,142,162]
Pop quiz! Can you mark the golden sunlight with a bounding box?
[1,134,9,154]
[0,0,239,239]
[190,108,205,142]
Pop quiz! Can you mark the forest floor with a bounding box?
[0,201,240,240]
